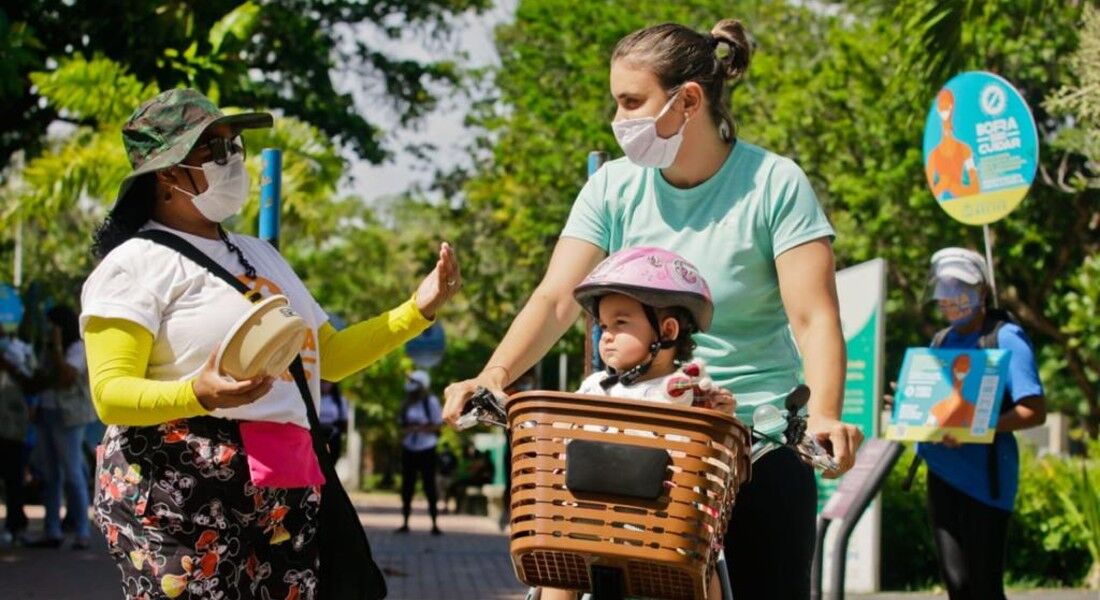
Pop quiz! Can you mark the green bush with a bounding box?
[880,441,1098,590]
[1007,443,1093,587]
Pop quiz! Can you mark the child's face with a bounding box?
[597,294,657,372]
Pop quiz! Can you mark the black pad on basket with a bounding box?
[565,439,671,500]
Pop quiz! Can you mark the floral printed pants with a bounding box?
[94,417,320,600]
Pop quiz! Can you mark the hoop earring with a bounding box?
[719,120,732,141]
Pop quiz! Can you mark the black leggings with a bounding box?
[724,446,817,600]
[400,448,438,522]
[0,438,28,535]
[927,472,1010,600]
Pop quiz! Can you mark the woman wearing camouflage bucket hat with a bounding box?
[79,89,461,599]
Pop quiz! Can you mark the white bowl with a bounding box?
[215,294,308,381]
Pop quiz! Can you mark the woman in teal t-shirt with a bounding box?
[444,18,862,597]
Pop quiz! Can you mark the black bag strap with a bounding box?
[977,311,1009,351]
[135,230,262,301]
[976,312,1009,500]
[134,230,328,454]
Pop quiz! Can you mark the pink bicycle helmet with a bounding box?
[574,247,714,332]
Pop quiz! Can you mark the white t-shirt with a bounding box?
[39,341,88,410]
[576,370,692,406]
[400,395,442,452]
[80,222,328,428]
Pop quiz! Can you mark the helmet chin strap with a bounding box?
[600,306,676,389]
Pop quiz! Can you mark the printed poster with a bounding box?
[886,347,1010,443]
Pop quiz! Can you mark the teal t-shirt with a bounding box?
[561,140,835,423]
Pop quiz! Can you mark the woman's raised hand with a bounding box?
[415,242,461,320]
[192,348,274,411]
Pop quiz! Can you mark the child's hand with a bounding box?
[697,387,736,413]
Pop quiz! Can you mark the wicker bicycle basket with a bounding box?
[507,391,752,600]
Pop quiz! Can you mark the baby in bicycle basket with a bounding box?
[534,248,734,600]
[573,247,733,412]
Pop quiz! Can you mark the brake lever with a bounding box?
[795,432,839,473]
[455,387,507,430]
[785,411,840,473]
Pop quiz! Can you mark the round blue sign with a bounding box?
[405,322,445,368]
[922,71,1039,225]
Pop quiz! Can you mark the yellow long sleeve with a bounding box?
[318,296,433,381]
[84,317,209,426]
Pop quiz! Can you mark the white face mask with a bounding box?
[611,90,688,169]
[175,152,250,223]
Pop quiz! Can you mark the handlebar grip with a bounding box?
[455,412,480,431]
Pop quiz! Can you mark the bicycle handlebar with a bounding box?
[453,384,838,472]
[455,387,507,430]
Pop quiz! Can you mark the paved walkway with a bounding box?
[1,495,1095,599]
[359,493,525,599]
[0,493,525,600]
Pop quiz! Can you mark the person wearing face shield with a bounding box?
[916,247,1047,600]
[444,19,859,599]
[396,370,444,535]
[79,89,461,599]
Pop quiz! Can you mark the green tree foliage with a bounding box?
[0,51,344,281]
[448,2,709,373]
[0,4,461,442]
[447,0,1100,429]
[0,0,488,170]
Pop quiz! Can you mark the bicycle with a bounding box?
[457,384,837,600]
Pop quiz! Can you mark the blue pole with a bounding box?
[259,148,283,249]
[585,151,609,375]
[587,151,608,178]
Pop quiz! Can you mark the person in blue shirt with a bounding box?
[917,247,1047,600]
[397,370,444,535]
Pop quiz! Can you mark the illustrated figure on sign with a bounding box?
[927,353,976,428]
[926,89,981,200]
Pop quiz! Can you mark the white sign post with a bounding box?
[818,258,887,593]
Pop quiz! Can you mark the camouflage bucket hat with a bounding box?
[112,88,273,213]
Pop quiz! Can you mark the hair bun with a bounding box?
[710,19,755,82]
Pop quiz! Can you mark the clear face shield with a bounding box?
[924,273,984,326]
[924,249,987,302]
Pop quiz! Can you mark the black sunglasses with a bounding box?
[194,135,246,166]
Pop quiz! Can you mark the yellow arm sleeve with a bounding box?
[84,317,209,426]
[319,296,433,382]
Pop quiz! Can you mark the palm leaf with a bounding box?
[29,54,158,124]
